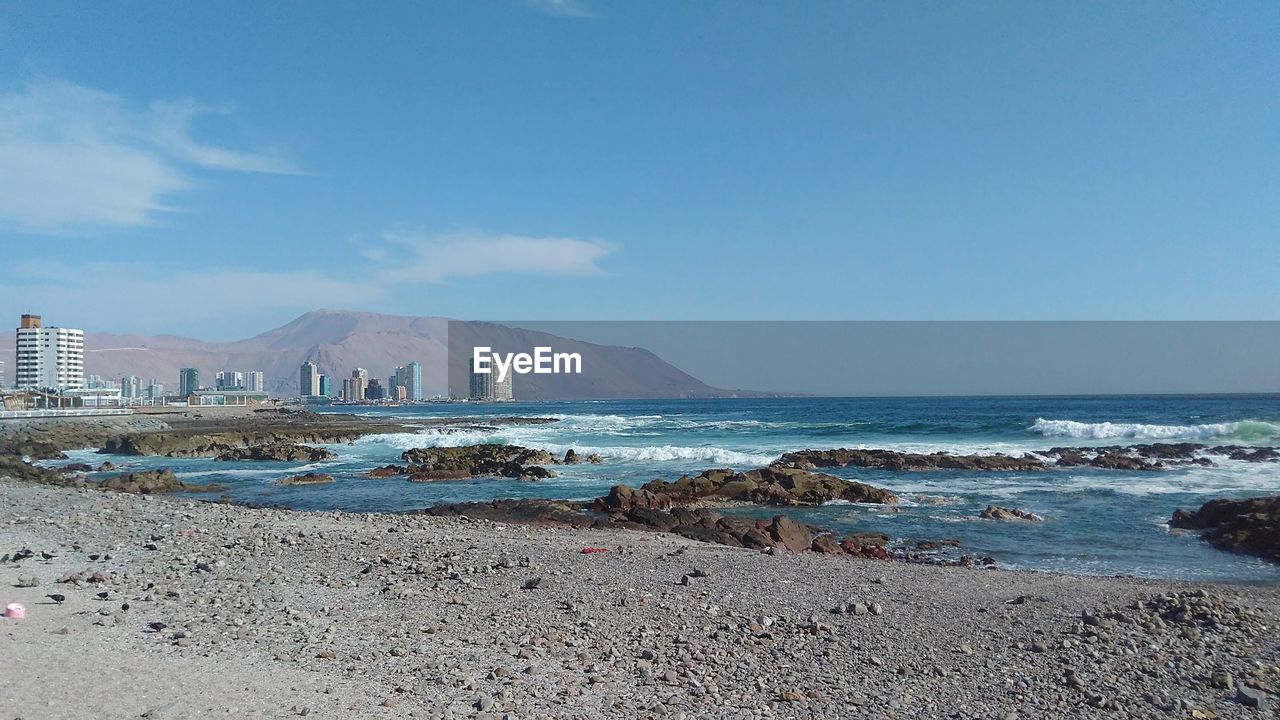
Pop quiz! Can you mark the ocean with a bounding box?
[55,394,1280,583]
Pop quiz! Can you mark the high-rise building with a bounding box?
[216,371,244,390]
[494,367,513,401]
[394,361,423,401]
[146,380,165,400]
[179,368,200,397]
[120,376,141,399]
[300,362,320,397]
[0,359,5,390]
[15,314,85,390]
[349,368,368,401]
[468,358,513,401]
[318,374,331,397]
[245,371,265,393]
[366,379,385,400]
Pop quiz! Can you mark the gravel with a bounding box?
[2,477,1278,719]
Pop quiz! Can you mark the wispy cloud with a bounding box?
[378,228,617,282]
[0,79,296,233]
[0,261,382,336]
[2,227,616,334]
[525,0,592,17]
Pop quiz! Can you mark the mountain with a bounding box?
[0,310,738,400]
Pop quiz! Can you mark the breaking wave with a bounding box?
[1029,418,1279,441]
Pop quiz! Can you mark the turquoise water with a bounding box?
[54,395,1280,582]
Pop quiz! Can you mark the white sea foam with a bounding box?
[350,431,777,466]
[1029,418,1279,441]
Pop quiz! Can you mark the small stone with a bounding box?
[1237,685,1268,710]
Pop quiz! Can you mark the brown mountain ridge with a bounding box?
[2,310,745,401]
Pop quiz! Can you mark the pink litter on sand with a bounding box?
[4,603,25,619]
[580,547,610,554]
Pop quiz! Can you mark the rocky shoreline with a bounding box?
[2,477,1278,719]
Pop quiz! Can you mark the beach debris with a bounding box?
[580,546,609,554]
[521,577,544,590]
[4,603,25,619]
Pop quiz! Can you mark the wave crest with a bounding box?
[1029,418,1279,441]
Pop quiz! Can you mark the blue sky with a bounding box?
[0,1,1276,339]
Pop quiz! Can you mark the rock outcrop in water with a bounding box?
[777,448,1046,472]
[278,472,336,486]
[980,505,1044,522]
[397,444,564,481]
[100,430,361,458]
[97,469,211,494]
[424,466,914,561]
[215,443,336,462]
[596,466,898,509]
[777,443,1280,473]
[1170,497,1280,563]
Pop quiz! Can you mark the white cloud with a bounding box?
[0,261,382,336]
[525,0,591,17]
[0,79,296,233]
[379,228,616,282]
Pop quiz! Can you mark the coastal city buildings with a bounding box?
[392,361,423,401]
[179,368,200,397]
[300,362,320,397]
[215,371,244,390]
[246,371,265,393]
[300,359,425,403]
[342,368,369,402]
[146,380,164,400]
[0,359,5,390]
[120,375,141,399]
[469,358,514,401]
[14,314,85,391]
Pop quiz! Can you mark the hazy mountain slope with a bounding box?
[20,310,733,400]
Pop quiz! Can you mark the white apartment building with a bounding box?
[245,371,265,393]
[15,314,85,390]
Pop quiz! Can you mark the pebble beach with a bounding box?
[3,477,1278,720]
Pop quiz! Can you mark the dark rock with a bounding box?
[100,428,366,458]
[1089,453,1161,471]
[0,455,86,487]
[766,515,812,552]
[636,465,897,507]
[1170,496,1280,562]
[777,448,1046,472]
[278,472,336,486]
[215,443,336,462]
[99,469,185,494]
[366,464,407,478]
[1237,685,1269,710]
[593,485,672,513]
[811,534,843,554]
[399,444,557,480]
[980,505,1044,522]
